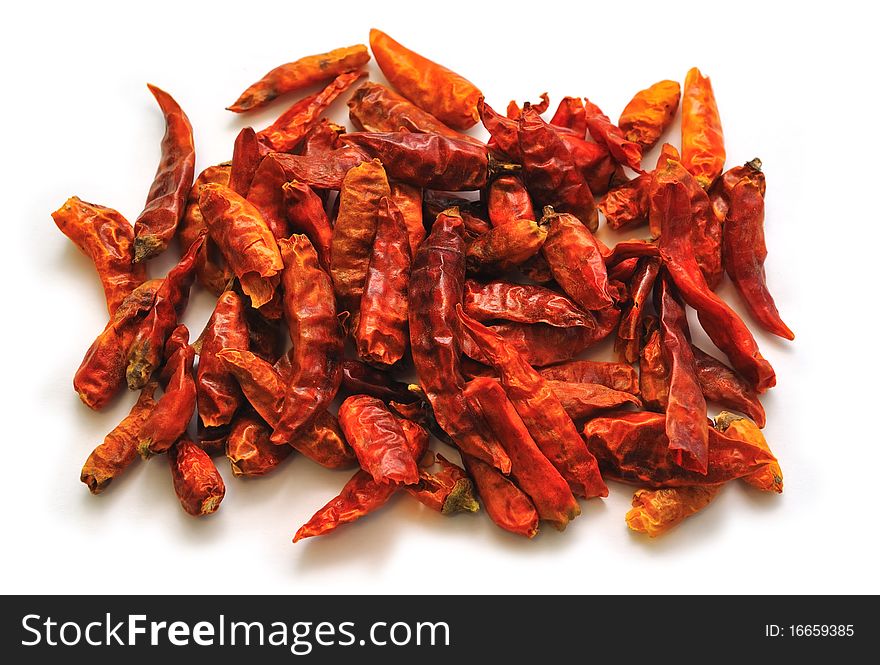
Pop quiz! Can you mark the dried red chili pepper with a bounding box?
[133,84,195,262]
[245,154,292,239]
[608,256,640,283]
[388,181,425,256]
[406,453,479,515]
[708,159,763,223]
[137,325,196,457]
[693,347,766,427]
[299,119,345,157]
[338,395,419,485]
[330,159,391,309]
[518,108,599,231]
[461,454,539,538]
[639,318,669,412]
[271,235,343,444]
[652,180,775,391]
[457,305,607,499]
[228,44,370,113]
[168,438,225,516]
[478,97,521,161]
[355,197,411,366]
[52,197,146,315]
[541,208,612,310]
[281,181,333,270]
[519,252,554,284]
[341,360,417,403]
[546,380,642,422]
[369,28,481,130]
[195,291,248,428]
[408,209,511,471]
[681,67,725,189]
[626,486,720,537]
[509,93,550,118]
[80,381,158,493]
[125,235,204,390]
[618,80,681,151]
[226,413,292,477]
[464,377,580,529]
[466,218,546,275]
[422,192,491,238]
[198,182,283,309]
[657,273,709,474]
[229,127,267,197]
[464,279,594,328]
[244,306,285,364]
[615,257,661,363]
[487,176,534,227]
[270,148,367,190]
[582,98,643,173]
[539,360,639,394]
[255,71,366,153]
[582,411,776,487]
[714,412,782,493]
[599,175,650,231]
[550,96,587,135]
[180,164,234,296]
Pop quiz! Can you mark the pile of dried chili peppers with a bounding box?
[56,29,789,541]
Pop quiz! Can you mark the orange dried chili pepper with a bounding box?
[599,176,650,231]
[369,28,481,130]
[466,218,547,275]
[354,197,411,367]
[626,486,720,537]
[52,197,146,315]
[550,96,587,136]
[198,182,283,309]
[464,279,594,328]
[245,154,292,240]
[281,181,333,271]
[406,453,479,515]
[618,80,681,151]
[133,84,195,262]
[582,98,643,173]
[226,413,292,478]
[539,360,639,394]
[681,67,725,189]
[546,380,642,422]
[615,257,661,363]
[80,381,158,494]
[388,182,424,256]
[228,44,370,113]
[229,127,267,197]
[715,412,782,493]
[487,175,535,227]
[461,454,539,538]
[168,438,225,517]
[180,164,234,296]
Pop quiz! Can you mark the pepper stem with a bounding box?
[488,154,522,177]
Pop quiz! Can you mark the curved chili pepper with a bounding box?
[541,209,612,310]
[81,381,158,493]
[389,182,425,256]
[681,67,725,189]
[256,71,366,153]
[464,377,580,529]
[615,257,661,363]
[196,291,249,428]
[270,148,367,190]
[245,153,292,239]
[281,181,333,271]
[693,347,766,427]
[709,159,764,223]
[341,360,417,404]
[299,118,345,157]
[271,235,343,444]
[457,305,607,499]
[464,279,594,328]
[487,176,534,227]
[546,380,642,422]
[369,28,481,130]
[229,127,267,197]
[408,209,511,472]
[137,325,196,457]
[169,438,225,517]
[406,453,479,515]
[226,413,292,477]
[550,96,587,135]
[539,360,639,394]
[461,454,539,538]
[52,197,145,315]
[133,84,195,262]
[466,218,546,275]
[355,197,411,367]
[126,235,204,390]
[582,411,775,487]
[652,180,775,391]
[330,159,391,309]
[180,164,234,296]
[582,98,643,173]
[198,183,283,309]
[626,486,720,537]
[715,412,782,493]
[618,80,681,151]
[228,44,370,113]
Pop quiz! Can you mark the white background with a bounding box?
[2,0,877,595]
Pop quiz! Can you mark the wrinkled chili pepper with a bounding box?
[244,306,285,363]
[487,175,534,227]
[408,209,511,471]
[506,92,549,119]
[601,144,681,232]
[583,411,776,487]
[406,453,479,515]
[681,67,725,189]
[461,454,539,538]
[550,96,587,135]
[639,317,669,412]
[241,154,292,240]
[198,182,283,309]
[615,257,661,363]
[464,377,580,529]
[137,325,196,457]
[478,97,521,161]
[229,127,267,197]
[464,279,594,328]
[547,380,642,422]
[169,438,225,516]
[52,197,146,315]
[693,346,766,427]
[709,159,763,223]
[626,486,720,537]
[652,180,775,391]
[271,148,367,190]
[715,412,782,493]
[519,252,554,284]
[369,28,481,130]
[618,80,681,151]
[330,159,391,309]
[657,272,709,474]
[126,235,204,390]
[299,118,345,157]
[228,44,370,113]
[466,218,546,275]
[341,360,417,403]
[422,191,491,238]
[355,197,411,366]
[226,413,292,477]
[539,360,640,394]
[133,84,195,262]
[255,71,366,153]
[541,208,613,310]
[608,256,640,283]
[338,395,420,485]
[195,291,248,428]
[271,235,343,445]
[282,181,333,271]
[457,305,608,499]
[582,98,643,173]
[389,181,425,255]
[80,381,158,494]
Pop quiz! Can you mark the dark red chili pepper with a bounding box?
[341,360,417,404]
[615,257,661,363]
[465,218,547,275]
[226,413,293,477]
[168,438,225,516]
[298,118,345,157]
[389,181,425,256]
[538,360,640,394]
[478,97,521,161]
[422,192,491,238]
[693,346,766,428]
[270,148,367,190]
[519,252,554,285]
[681,67,725,189]
[282,181,333,271]
[487,175,535,227]
[229,127,268,197]
[244,306,285,364]
[406,453,480,515]
[461,454,539,538]
[133,84,195,262]
[52,197,146,315]
[546,380,642,422]
[582,98,643,172]
[601,144,680,232]
[607,256,640,283]
[245,154,293,240]
[639,317,669,412]
[463,279,594,328]
[618,80,681,151]
[197,423,230,456]
[550,96,587,136]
